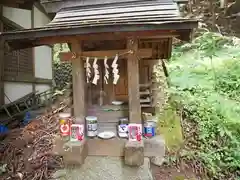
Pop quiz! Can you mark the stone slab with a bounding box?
[52,135,165,158]
[52,157,153,180]
[124,141,144,166]
[144,135,165,157]
[87,137,126,156]
[63,140,88,166]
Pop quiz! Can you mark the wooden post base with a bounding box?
[124,141,144,166]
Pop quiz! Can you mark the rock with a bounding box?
[150,156,165,166]
[144,135,165,157]
[124,140,144,166]
[52,169,67,179]
[63,140,88,166]
[144,136,165,166]
[226,1,240,16]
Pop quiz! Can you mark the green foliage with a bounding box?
[53,43,72,89]
[167,32,240,179]
[53,43,70,63]
[157,103,183,151]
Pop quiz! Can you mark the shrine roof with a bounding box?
[1,0,198,50]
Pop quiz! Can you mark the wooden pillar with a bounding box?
[0,5,4,106]
[71,41,85,123]
[127,38,141,123]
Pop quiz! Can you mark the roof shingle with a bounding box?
[0,0,198,49]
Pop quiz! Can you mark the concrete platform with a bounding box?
[52,157,154,180]
[53,135,165,158]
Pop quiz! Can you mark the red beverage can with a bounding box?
[59,113,71,141]
[70,124,84,141]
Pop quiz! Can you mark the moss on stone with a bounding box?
[157,107,183,152]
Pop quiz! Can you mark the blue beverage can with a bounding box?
[144,121,156,137]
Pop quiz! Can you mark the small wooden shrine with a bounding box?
[1,0,198,163]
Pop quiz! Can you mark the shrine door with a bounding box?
[104,58,128,103]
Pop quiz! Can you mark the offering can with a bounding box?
[59,113,71,141]
[144,121,156,138]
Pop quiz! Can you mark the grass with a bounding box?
[157,107,183,152]
[158,32,240,179]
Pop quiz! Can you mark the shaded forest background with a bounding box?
[182,0,239,36]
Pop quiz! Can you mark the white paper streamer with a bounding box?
[85,57,91,83]
[112,54,119,68]
[92,58,99,85]
[104,56,109,84]
[112,54,120,85]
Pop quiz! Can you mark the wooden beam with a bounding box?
[59,48,153,62]
[3,76,52,84]
[71,41,86,122]
[0,0,35,10]
[127,38,141,124]
[38,30,177,45]
[31,5,36,93]
[0,5,4,106]
[1,0,25,3]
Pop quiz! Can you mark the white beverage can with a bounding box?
[86,116,98,137]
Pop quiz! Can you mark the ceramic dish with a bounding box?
[98,131,116,139]
[112,101,124,105]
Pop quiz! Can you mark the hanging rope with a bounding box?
[82,50,141,85]
[78,50,132,59]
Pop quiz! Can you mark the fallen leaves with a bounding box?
[0,95,71,180]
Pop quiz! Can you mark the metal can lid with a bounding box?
[59,113,71,118]
[145,120,157,126]
[119,117,129,124]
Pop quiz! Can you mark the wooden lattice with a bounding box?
[3,22,33,78]
[139,38,172,59]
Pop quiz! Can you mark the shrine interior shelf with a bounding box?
[139,82,154,107]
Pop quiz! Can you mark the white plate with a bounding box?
[98,131,116,139]
[112,101,124,105]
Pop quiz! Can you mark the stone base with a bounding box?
[144,135,165,157]
[51,135,165,167]
[124,140,144,166]
[144,136,165,166]
[52,135,66,156]
[52,157,153,180]
[63,140,88,166]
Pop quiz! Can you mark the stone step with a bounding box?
[52,135,165,174]
[87,105,129,124]
[52,157,154,180]
[87,112,128,123]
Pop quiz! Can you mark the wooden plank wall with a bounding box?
[1,17,51,86]
[3,22,34,80]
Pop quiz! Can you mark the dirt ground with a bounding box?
[152,164,201,180]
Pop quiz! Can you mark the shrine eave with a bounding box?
[1,21,198,50]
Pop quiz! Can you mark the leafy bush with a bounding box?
[167,32,240,179]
